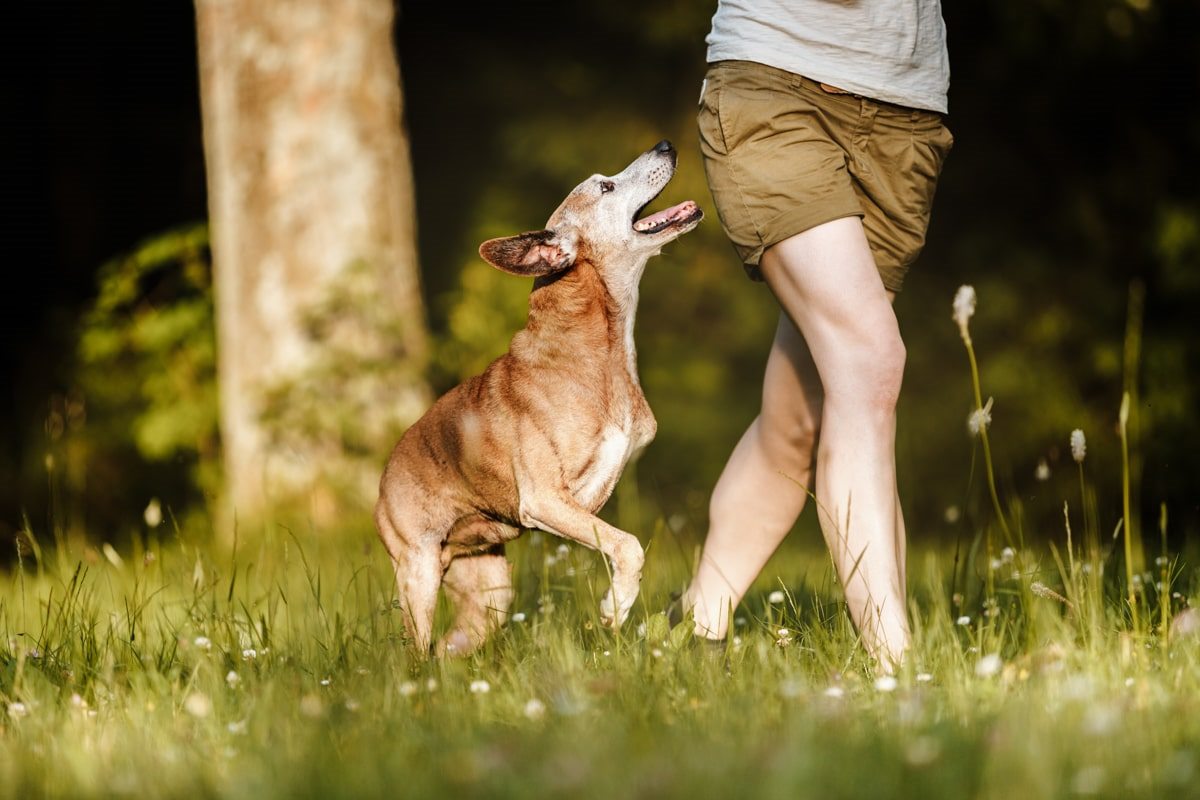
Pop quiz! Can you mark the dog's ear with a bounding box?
[478,229,576,276]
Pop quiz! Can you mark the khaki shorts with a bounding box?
[697,60,954,293]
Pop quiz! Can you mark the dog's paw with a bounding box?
[599,585,638,628]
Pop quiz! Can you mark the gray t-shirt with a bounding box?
[706,0,950,113]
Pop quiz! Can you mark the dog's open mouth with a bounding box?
[632,200,703,234]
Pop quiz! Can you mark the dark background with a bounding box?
[4,1,1198,548]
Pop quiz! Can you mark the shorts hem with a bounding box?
[738,201,865,281]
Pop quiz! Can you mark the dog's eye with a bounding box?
[599,180,615,194]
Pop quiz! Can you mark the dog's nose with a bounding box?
[653,140,674,155]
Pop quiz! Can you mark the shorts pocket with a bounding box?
[907,120,953,216]
[697,72,728,156]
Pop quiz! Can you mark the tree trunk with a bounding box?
[195,0,429,525]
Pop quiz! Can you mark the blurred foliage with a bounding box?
[74,224,218,530]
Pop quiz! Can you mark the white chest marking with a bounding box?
[575,425,631,509]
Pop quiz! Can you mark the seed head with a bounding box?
[1070,429,1086,463]
[143,498,163,528]
[968,397,994,436]
[953,285,977,341]
[1035,459,1050,481]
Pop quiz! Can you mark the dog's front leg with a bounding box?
[520,493,645,628]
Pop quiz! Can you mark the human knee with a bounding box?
[829,329,906,414]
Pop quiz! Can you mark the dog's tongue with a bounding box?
[634,200,698,232]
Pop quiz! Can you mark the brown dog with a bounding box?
[375,141,702,655]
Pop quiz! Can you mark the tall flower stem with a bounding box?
[1119,392,1140,633]
[964,339,1016,548]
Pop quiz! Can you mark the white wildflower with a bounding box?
[227,719,248,735]
[1035,459,1050,481]
[1071,765,1105,795]
[1001,547,1015,563]
[225,670,240,687]
[735,616,747,627]
[975,653,1003,678]
[824,686,845,699]
[241,648,257,661]
[651,648,663,659]
[398,681,418,697]
[944,505,961,524]
[143,498,163,528]
[956,615,972,626]
[768,590,786,605]
[874,676,898,692]
[777,627,790,637]
[905,735,941,767]
[636,622,647,638]
[967,397,994,436]
[319,678,331,687]
[193,636,212,651]
[556,543,570,557]
[916,672,934,683]
[1082,705,1120,736]
[425,678,439,692]
[184,693,211,718]
[299,694,324,718]
[7,702,29,719]
[70,693,85,708]
[1071,429,1087,463]
[952,285,977,341]
[523,698,546,720]
[469,680,491,694]
[511,612,526,623]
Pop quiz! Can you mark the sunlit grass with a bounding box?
[0,512,1196,800]
[2,285,1194,799]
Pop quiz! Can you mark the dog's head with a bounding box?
[478,141,702,292]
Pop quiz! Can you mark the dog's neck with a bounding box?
[521,257,646,382]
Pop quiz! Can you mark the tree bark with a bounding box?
[195,0,428,524]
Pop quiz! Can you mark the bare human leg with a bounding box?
[683,313,823,639]
[685,216,910,669]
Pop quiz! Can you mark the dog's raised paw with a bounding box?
[599,587,638,628]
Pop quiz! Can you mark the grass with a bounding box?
[3,283,1193,798]
[0,513,1197,800]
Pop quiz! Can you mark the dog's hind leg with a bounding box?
[392,546,442,656]
[376,504,442,656]
[438,545,514,657]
